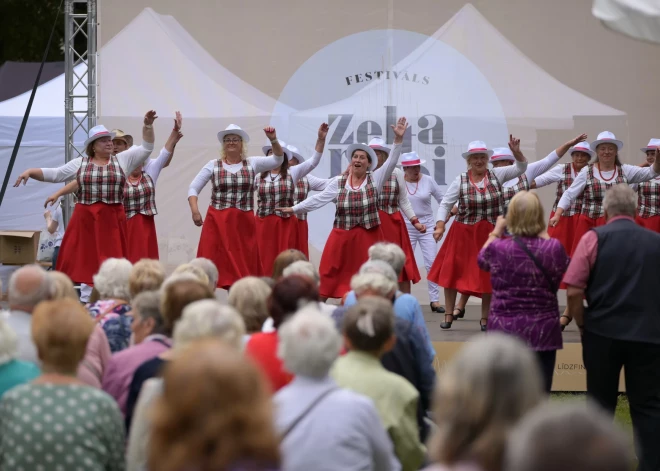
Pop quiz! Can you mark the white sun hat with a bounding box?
[462,140,494,159]
[368,137,390,154]
[285,144,305,162]
[217,124,250,144]
[569,141,596,158]
[346,143,378,171]
[400,151,426,166]
[641,138,660,153]
[261,140,291,160]
[84,125,116,148]
[490,147,515,163]
[591,131,623,151]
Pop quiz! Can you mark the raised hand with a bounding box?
[264,126,277,141]
[391,117,408,143]
[318,123,329,140]
[508,134,521,154]
[144,110,158,125]
[174,111,182,131]
[571,133,588,146]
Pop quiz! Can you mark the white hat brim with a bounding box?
[462,149,494,159]
[490,155,515,163]
[262,145,292,161]
[641,147,659,153]
[591,139,623,151]
[218,129,250,144]
[400,159,426,167]
[369,145,391,154]
[569,146,595,158]
[346,144,378,171]
[84,131,116,148]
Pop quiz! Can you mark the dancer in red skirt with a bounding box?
[369,137,425,294]
[429,136,527,331]
[635,139,660,232]
[188,124,285,290]
[14,110,158,284]
[255,123,329,275]
[278,117,409,299]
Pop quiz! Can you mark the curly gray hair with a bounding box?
[92,258,133,300]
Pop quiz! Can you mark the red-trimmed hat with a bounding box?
[84,125,116,148]
[462,140,494,159]
[400,151,426,166]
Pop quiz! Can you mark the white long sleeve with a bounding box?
[143,147,172,184]
[437,176,460,222]
[492,160,527,184]
[526,150,561,182]
[188,160,215,197]
[289,152,322,183]
[373,143,403,192]
[307,174,331,191]
[293,176,340,214]
[393,168,416,220]
[533,165,564,188]
[248,153,285,174]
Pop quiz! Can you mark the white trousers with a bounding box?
[405,215,440,303]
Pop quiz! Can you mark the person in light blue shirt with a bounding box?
[0,310,40,398]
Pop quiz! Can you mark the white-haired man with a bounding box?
[6,264,53,363]
[275,305,401,471]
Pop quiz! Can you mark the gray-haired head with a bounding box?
[342,296,395,353]
[8,264,53,313]
[358,259,398,283]
[278,304,341,378]
[603,184,637,219]
[282,261,320,286]
[132,290,166,335]
[506,401,632,471]
[189,258,219,292]
[368,242,406,276]
[351,271,397,299]
[173,300,246,351]
[93,258,133,300]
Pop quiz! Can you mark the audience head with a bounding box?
[173,300,245,351]
[278,305,342,379]
[160,277,214,336]
[603,183,637,220]
[8,264,53,313]
[129,259,166,298]
[189,257,219,292]
[149,340,279,471]
[342,297,395,356]
[506,191,546,237]
[131,290,166,344]
[32,299,95,374]
[506,402,632,471]
[271,249,308,280]
[268,275,319,329]
[282,260,320,286]
[350,271,397,300]
[368,242,406,276]
[172,263,210,287]
[48,271,78,300]
[430,333,544,471]
[93,258,133,301]
[358,259,398,283]
[0,312,19,366]
[228,276,272,333]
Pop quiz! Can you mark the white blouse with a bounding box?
[391,168,416,221]
[403,174,444,219]
[142,147,172,184]
[533,163,578,188]
[257,152,322,184]
[502,151,560,187]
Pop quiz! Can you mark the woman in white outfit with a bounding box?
[400,151,446,313]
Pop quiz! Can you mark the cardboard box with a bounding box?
[0,231,41,265]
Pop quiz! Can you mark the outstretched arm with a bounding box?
[250,127,284,173]
[289,123,329,183]
[526,134,588,182]
[44,181,79,208]
[492,135,528,183]
[277,177,340,215]
[118,110,158,174]
[162,112,183,168]
[373,117,408,191]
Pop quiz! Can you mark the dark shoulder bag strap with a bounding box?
[281,388,338,439]
[512,236,558,292]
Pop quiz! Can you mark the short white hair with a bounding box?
[93,258,133,300]
[278,304,342,378]
[358,259,398,283]
[227,276,271,333]
[603,183,637,218]
[351,272,397,298]
[368,242,406,276]
[0,312,18,365]
[189,258,219,291]
[8,264,52,309]
[173,300,246,351]
[282,261,320,286]
[172,264,209,286]
[160,272,201,294]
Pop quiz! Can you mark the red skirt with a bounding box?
[378,210,421,284]
[427,219,493,297]
[197,207,260,290]
[126,213,159,263]
[319,226,384,299]
[636,215,660,233]
[572,214,606,256]
[56,202,128,285]
[294,217,309,258]
[256,215,298,276]
[547,212,580,256]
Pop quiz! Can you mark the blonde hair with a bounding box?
[506,191,546,237]
[129,259,166,298]
[49,271,78,300]
[220,140,249,161]
[172,264,209,287]
[148,339,280,471]
[227,277,271,333]
[32,299,95,373]
[173,300,246,351]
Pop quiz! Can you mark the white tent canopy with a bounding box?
[593,0,660,44]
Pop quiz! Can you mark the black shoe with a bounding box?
[560,315,571,332]
[480,319,488,332]
[440,314,454,330]
[430,303,446,313]
[453,308,466,319]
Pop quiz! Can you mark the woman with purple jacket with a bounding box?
[477,191,569,392]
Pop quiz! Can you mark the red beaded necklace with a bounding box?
[468,170,488,193]
[349,173,366,190]
[596,162,617,182]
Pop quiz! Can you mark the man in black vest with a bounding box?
[564,183,660,471]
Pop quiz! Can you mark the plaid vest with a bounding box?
[582,164,627,219]
[378,173,399,214]
[210,160,255,211]
[256,173,294,218]
[124,172,157,219]
[334,173,381,230]
[455,170,504,225]
[294,177,310,221]
[501,174,529,208]
[75,155,126,205]
[637,179,660,218]
[552,163,582,216]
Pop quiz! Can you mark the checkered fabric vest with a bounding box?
[210,160,255,211]
[552,163,582,215]
[582,164,627,219]
[75,155,126,205]
[333,173,381,230]
[637,179,660,218]
[378,173,399,214]
[123,172,157,219]
[501,174,530,208]
[455,170,504,225]
[294,177,310,221]
[256,173,294,218]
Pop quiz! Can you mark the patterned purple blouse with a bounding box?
[477,236,569,351]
